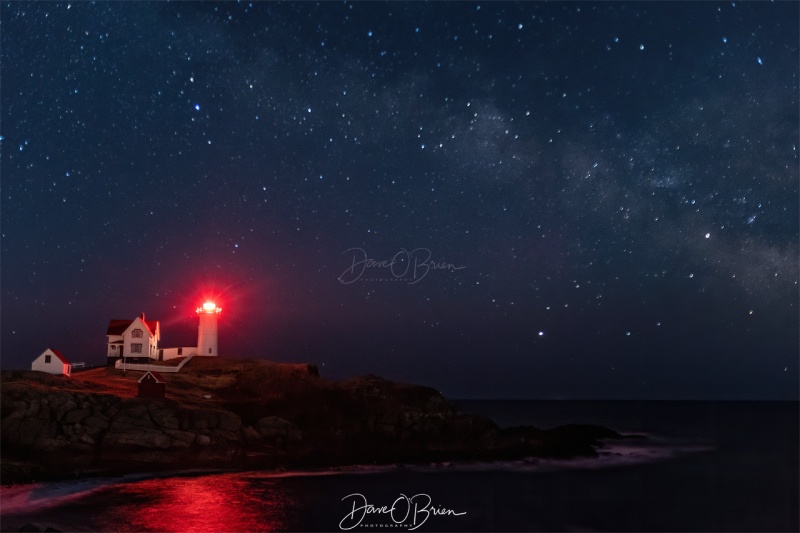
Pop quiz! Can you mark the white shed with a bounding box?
[31,348,72,377]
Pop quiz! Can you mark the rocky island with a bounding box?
[1,358,623,484]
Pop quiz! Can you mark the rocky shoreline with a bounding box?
[1,359,626,485]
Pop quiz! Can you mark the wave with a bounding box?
[0,470,230,515]
[0,435,712,515]
[402,434,714,473]
[0,478,115,515]
[243,434,713,477]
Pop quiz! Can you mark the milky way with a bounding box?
[1,2,797,399]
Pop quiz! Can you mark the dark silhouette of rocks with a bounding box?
[1,359,624,484]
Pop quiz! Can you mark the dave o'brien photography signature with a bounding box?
[339,492,467,531]
[338,247,466,285]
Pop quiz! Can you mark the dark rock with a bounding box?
[1,362,626,483]
[257,416,292,436]
[217,411,242,433]
[82,415,110,429]
[242,426,262,442]
[16,522,64,532]
[149,408,180,430]
[257,416,302,444]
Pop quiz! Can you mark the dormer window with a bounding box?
[132,329,143,338]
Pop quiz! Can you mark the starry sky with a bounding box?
[2,1,798,400]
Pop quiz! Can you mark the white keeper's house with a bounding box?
[106,313,160,366]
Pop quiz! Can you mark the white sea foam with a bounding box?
[399,435,714,473]
[0,478,113,514]
[241,434,713,478]
[0,469,231,515]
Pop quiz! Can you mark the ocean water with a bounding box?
[1,401,797,532]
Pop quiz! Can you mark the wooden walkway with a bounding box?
[114,355,194,373]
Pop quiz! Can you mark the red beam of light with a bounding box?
[159,277,269,355]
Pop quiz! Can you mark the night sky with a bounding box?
[2,1,798,400]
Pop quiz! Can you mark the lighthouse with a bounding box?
[196,301,221,356]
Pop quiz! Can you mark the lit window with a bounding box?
[45,355,51,363]
[131,343,143,354]
[132,329,143,338]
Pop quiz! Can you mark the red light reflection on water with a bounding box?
[99,474,294,532]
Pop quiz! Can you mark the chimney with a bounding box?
[140,312,146,321]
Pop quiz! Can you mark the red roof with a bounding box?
[49,349,70,365]
[106,318,159,337]
[106,320,133,335]
[138,370,166,384]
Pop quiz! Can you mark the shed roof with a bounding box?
[138,370,166,384]
[47,349,71,365]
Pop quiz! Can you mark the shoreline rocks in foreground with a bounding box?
[1,359,625,485]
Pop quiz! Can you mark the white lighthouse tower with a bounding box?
[196,301,221,356]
